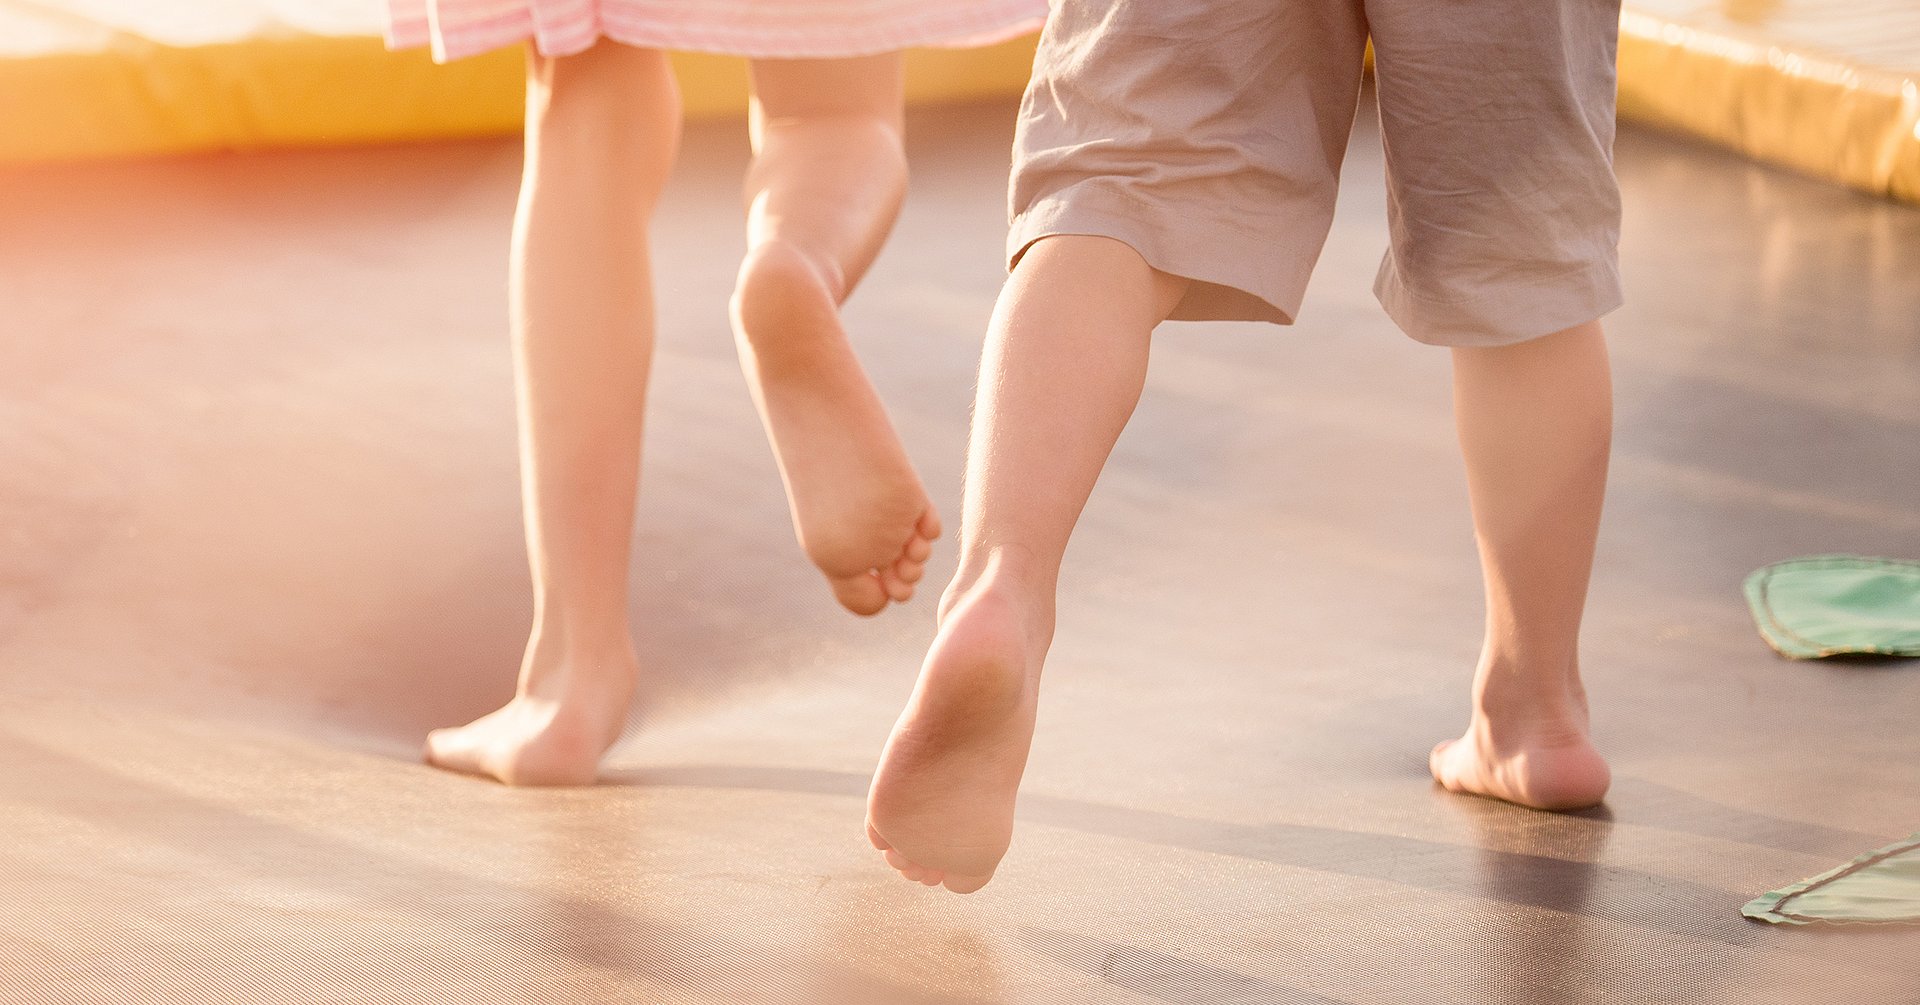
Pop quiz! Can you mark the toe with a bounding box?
[893,557,925,585]
[878,567,915,603]
[423,728,495,782]
[422,729,448,763]
[423,728,466,768]
[918,509,943,541]
[885,850,928,882]
[904,534,932,563]
[941,872,994,895]
[831,572,889,616]
[1429,740,1457,788]
[866,822,892,852]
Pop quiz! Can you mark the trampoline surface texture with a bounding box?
[2,98,1919,1004]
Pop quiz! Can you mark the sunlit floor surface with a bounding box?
[3,94,1918,1004]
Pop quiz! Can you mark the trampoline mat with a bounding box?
[2,98,1918,1003]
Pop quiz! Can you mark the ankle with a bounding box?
[1471,685,1585,722]
[516,648,639,710]
[1471,644,1578,694]
[523,616,637,677]
[529,597,630,641]
[1469,675,1591,744]
[940,548,1056,650]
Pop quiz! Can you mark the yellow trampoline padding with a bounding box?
[0,0,1038,165]
[1619,1,1920,204]
[3,0,1918,208]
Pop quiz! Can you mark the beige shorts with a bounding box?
[1009,0,1625,347]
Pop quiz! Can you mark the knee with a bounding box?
[730,238,840,344]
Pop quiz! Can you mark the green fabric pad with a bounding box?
[1743,555,1920,660]
[1744,833,1920,925]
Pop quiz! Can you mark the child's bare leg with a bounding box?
[1431,320,1613,810]
[731,55,940,616]
[866,236,1187,892]
[424,42,680,786]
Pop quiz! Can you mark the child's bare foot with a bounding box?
[424,642,638,787]
[866,583,1040,893]
[1430,675,1610,811]
[732,240,940,616]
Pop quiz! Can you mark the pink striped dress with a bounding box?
[386,0,1049,62]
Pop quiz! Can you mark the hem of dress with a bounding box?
[387,11,1045,62]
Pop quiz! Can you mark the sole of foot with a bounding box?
[424,650,638,787]
[731,240,939,617]
[1429,718,1611,811]
[866,587,1037,893]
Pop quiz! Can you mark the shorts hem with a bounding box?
[1374,253,1624,348]
[1008,185,1308,326]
